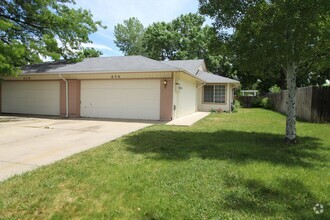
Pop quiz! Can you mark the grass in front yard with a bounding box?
[0,109,329,219]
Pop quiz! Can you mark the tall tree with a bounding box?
[114,14,237,76]
[114,17,145,56]
[143,13,212,61]
[0,0,104,76]
[79,48,103,58]
[199,0,330,142]
[171,13,207,59]
[142,21,177,60]
[142,13,232,75]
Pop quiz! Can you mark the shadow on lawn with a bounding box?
[222,174,328,219]
[124,130,326,167]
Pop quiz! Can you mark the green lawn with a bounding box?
[0,109,329,219]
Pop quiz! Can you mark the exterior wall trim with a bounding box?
[160,79,173,121]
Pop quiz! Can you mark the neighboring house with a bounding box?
[0,56,239,121]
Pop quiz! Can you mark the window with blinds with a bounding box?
[203,85,226,104]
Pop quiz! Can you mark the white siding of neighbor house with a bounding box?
[197,83,233,112]
[80,80,160,120]
[1,81,60,115]
[173,72,197,119]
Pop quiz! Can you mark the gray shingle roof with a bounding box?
[163,59,239,84]
[19,56,239,84]
[197,70,240,84]
[22,56,179,74]
[162,60,205,74]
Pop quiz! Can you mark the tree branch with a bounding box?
[0,37,10,44]
[0,13,46,30]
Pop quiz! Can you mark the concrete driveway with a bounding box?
[0,116,153,181]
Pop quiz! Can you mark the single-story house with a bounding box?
[0,56,239,121]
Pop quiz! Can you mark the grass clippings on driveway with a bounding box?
[0,108,329,219]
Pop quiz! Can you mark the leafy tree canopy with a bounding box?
[114,17,145,56]
[0,0,105,76]
[143,13,218,62]
[114,13,234,77]
[199,0,330,141]
[200,0,330,87]
[78,47,103,58]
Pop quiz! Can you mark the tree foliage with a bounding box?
[199,0,330,141]
[114,17,145,56]
[79,48,103,58]
[0,0,104,76]
[114,13,233,77]
[200,0,330,90]
[142,21,176,60]
[143,13,219,62]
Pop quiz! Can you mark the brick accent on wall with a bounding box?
[60,79,81,117]
[160,79,173,121]
[60,80,66,117]
[68,80,81,117]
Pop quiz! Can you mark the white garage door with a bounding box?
[81,80,160,120]
[2,81,60,116]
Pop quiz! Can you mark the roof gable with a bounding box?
[162,59,239,84]
[162,60,206,75]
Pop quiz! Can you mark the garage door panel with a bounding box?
[2,81,60,115]
[81,80,160,120]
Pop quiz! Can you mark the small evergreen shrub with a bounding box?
[251,97,272,109]
[261,97,272,109]
[210,108,223,113]
[269,84,281,93]
[232,100,241,113]
[251,97,263,107]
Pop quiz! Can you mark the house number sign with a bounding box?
[110,75,120,79]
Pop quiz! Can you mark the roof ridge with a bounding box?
[163,59,204,62]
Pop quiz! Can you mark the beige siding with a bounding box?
[173,72,197,118]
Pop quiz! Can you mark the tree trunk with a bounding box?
[285,62,297,143]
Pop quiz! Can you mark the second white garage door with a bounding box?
[1,81,60,116]
[80,80,160,120]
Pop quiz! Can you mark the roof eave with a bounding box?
[19,69,180,76]
[204,81,240,84]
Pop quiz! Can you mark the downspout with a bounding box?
[196,82,206,89]
[232,83,240,89]
[59,74,69,118]
[230,83,240,113]
[228,83,231,113]
[195,70,206,88]
[195,70,206,111]
[195,82,205,112]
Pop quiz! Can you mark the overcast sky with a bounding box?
[74,0,211,56]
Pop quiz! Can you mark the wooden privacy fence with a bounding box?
[267,86,330,122]
[236,96,258,108]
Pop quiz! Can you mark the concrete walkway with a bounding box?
[0,116,153,181]
[166,112,210,126]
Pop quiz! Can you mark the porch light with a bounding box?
[163,80,167,86]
